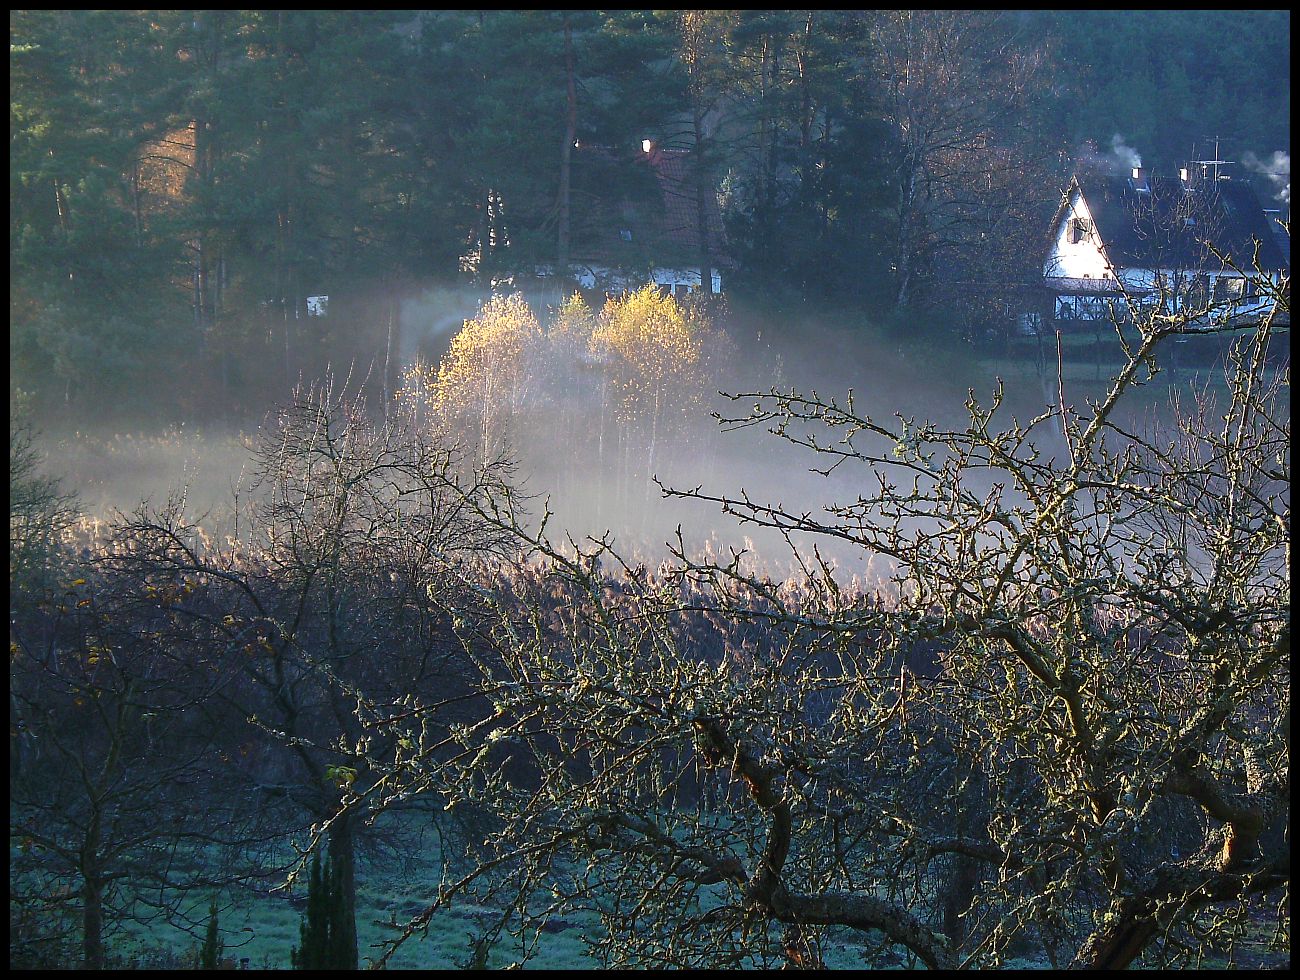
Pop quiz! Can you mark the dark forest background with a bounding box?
[11,10,1291,423]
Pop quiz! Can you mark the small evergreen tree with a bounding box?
[291,851,355,969]
[291,852,325,970]
[200,899,221,969]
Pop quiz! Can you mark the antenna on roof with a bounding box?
[1191,135,1236,181]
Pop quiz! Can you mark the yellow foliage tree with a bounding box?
[425,293,543,466]
[548,291,598,356]
[590,285,716,516]
[593,285,707,437]
[396,286,725,535]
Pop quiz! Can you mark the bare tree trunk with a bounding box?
[757,34,771,211]
[82,873,105,970]
[383,289,399,419]
[641,386,661,536]
[596,373,608,528]
[795,13,817,301]
[280,220,293,388]
[895,164,921,310]
[53,177,69,240]
[193,118,210,330]
[796,13,815,150]
[476,189,490,277]
[192,12,224,339]
[81,814,105,970]
[51,151,73,285]
[276,10,296,386]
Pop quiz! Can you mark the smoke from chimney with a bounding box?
[1241,150,1291,205]
[1109,133,1142,171]
[1075,133,1146,177]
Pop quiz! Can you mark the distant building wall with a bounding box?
[567,263,722,295]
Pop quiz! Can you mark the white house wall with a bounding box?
[571,264,722,295]
[1044,185,1286,327]
[1044,190,1114,282]
[1073,265,1278,321]
[651,266,723,295]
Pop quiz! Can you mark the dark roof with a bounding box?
[566,146,731,271]
[1268,218,1290,269]
[1072,174,1287,274]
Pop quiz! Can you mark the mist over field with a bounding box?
[33,304,1095,578]
[33,290,1276,598]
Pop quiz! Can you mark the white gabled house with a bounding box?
[1043,167,1288,328]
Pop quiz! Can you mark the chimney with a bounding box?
[1129,166,1150,193]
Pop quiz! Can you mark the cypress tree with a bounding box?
[291,852,328,969]
[290,851,355,969]
[200,899,221,969]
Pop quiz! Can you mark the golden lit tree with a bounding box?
[429,293,544,467]
[398,286,725,537]
[591,285,713,510]
[537,293,602,498]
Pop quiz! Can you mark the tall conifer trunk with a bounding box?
[557,14,577,285]
[691,105,713,296]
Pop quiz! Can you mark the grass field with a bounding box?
[99,828,1287,971]
[103,821,604,970]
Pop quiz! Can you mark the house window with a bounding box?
[1069,217,1092,244]
[619,229,633,242]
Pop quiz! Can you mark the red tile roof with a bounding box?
[566,145,731,272]
[646,148,729,259]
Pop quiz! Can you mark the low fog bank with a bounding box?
[514,317,1022,574]
[27,309,1226,580]
[33,423,257,546]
